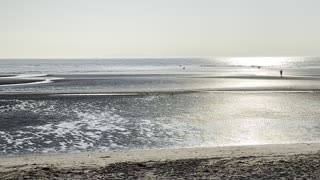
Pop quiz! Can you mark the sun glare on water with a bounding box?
[229,57,288,67]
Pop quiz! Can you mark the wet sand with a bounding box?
[2,74,320,95]
[195,75,319,80]
[0,79,42,85]
[1,143,320,179]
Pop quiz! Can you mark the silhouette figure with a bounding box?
[280,69,283,78]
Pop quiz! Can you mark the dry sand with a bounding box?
[1,143,320,179]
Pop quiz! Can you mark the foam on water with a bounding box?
[0,96,201,155]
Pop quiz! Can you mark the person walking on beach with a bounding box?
[280,69,283,78]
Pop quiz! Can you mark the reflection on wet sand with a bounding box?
[1,71,320,94]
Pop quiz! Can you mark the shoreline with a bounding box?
[1,143,320,166]
[1,143,320,179]
[1,89,320,97]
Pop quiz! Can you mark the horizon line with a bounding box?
[0,56,317,60]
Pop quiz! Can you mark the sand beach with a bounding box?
[1,143,320,179]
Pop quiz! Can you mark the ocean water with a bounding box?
[1,57,320,155]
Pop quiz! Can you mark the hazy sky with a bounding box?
[1,0,320,58]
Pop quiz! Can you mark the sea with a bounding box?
[1,57,320,156]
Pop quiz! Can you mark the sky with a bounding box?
[1,0,320,58]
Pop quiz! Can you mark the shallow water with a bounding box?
[1,92,320,155]
[1,57,320,155]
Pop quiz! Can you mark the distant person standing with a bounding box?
[280,69,283,78]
